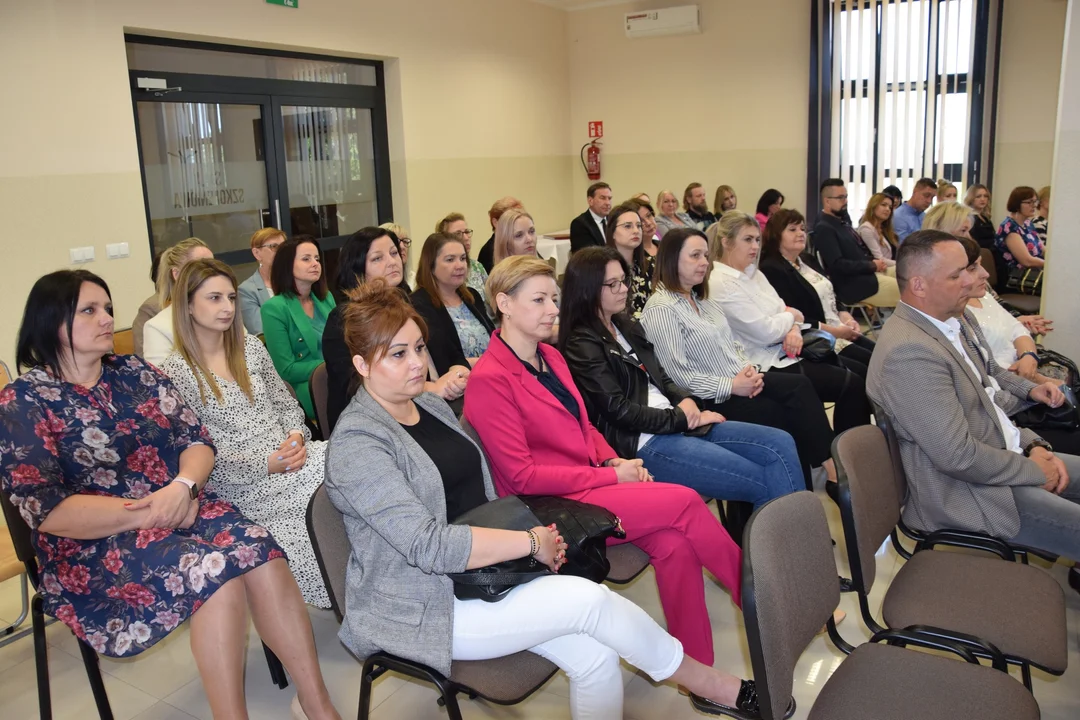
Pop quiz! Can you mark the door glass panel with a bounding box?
[281,105,378,240]
[138,102,272,257]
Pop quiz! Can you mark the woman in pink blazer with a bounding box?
[464,256,742,670]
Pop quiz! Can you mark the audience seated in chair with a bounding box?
[814,178,900,308]
[627,198,661,258]
[995,186,1046,276]
[131,250,163,357]
[604,203,655,319]
[0,269,339,719]
[142,238,214,365]
[654,189,695,239]
[435,212,488,303]
[410,233,495,375]
[260,236,335,423]
[713,184,737,217]
[493,207,542,266]
[683,182,718,229]
[856,193,898,267]
[936,178,958,204]
[161,258,331,608]
[964,183,997,250]
[378,222,415,287]
[569,182,613,254]
[238,228,286,336]
[1032,185,1052,247]
[324,279,770,720]
[866,229,1080,592]
[759,209,875,375]
[558,246,802,510]
[753,188,783,233]
[640,228,842,496]
[892,177,937,243]
[464,256,748,670]
[477,196,524,273]
[323,227,466,435]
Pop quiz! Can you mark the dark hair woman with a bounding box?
[605,202,654,319]
[2,270,339,719]
[754,189,784,231]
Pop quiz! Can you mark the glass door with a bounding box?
[135,96,281,266]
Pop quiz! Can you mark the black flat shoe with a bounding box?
[824,480,839,504]
[689,680,795,719]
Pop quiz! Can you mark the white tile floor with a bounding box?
[1,494,1078,720]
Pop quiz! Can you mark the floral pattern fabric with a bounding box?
[0,355,282,657]
[628,256,654,320]
[994,216,1044,271]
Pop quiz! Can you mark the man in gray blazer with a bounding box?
[867,230,1080,575]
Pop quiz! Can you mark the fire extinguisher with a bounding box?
[580,140,602,181]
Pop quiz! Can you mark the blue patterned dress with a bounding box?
[994,216,1045,272]
[0,355,283,657]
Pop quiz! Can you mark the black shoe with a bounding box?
[1069,567,1080,595]
[824,480,839,504]
[689,680,795,719]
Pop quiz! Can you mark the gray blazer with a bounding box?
[324,387,497,675]
[866,302,1044,538]
[654,212,696,239]
[238,271,271,335]
[131,295,160,357]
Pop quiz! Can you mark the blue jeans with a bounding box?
[1009,452,1080,562]
[637,421,802,509]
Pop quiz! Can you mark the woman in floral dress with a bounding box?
[160,258,329,608]
[0,270,339,720]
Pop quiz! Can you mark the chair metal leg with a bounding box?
[77,638,114,719]
[263,642,289,689]
[1021,661,1033,691]
[0,573,29,635]
[32,594,52,720]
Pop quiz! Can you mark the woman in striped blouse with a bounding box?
[640,228,839,493]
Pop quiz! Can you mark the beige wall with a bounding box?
[565,0,811,215]
[0,0,573,365]
[993,0,1067,218]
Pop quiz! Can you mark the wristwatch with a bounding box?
[1023,439,1053,457]
[1018,351,1039,363]
[172,476,199,500]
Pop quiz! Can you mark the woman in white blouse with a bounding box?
[707,212,871,439]
[640,226,842,495]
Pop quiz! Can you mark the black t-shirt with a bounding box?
[401,405,488,522]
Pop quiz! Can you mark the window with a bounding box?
[809,0,996,219]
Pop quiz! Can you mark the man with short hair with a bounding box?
[893,177,938,243]
[813,178,899,307]
[868,229,1080,585]
[569,182,613,253]
[683,183,717,229]
[478,196,524,272]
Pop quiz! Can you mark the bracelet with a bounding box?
[526,530,539,557]
[1018,351,1039,363]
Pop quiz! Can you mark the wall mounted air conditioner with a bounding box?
[625,5,700,39]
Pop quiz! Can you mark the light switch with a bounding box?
[106,243,130,259]
[69,246,95,264]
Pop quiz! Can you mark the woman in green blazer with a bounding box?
[260,236,336,420]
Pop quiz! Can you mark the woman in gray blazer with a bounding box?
[238,228,286,335]
[324,280,773,720]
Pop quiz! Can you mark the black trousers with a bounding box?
[705,371,835,490]
[838,336,875,377]
[773,357,872,435]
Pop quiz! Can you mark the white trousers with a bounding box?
[452,575,684,720]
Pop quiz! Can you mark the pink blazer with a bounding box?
[463,330,619,498]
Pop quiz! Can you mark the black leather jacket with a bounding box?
[561,314,693,459]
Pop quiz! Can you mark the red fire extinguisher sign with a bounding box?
[588,121,604,138]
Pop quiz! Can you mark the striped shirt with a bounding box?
[639,286,753,403]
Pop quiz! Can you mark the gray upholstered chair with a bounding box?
[305,485,558,720]
[832,425,1068,690]
[743,491,1040,720]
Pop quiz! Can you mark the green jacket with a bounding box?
[260,291,336,420]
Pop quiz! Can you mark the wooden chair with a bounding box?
[306,485,558,720]
[112,329,134,355]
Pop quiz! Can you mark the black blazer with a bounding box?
[812,213,878,304]
[322,304,352,434]
[478,232,496,272]
[759,253,830,329]
[561,314,692,459]
[569,210,605,254]
[410,286,495,376]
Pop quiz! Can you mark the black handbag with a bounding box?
[448,495,626,602]
[1013,386,1080,431]
[799,328,838,363]
[1005,266,1043,296]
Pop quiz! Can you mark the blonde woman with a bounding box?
[436,212,488,301]
[379,221,415,286]
[654,189,694,238]
[492,207,539,266]
[143,237,214,366]
[713,185,737,216]
[160,258,330,609]
[936,179,958,203]
[239,227,285,335]
[856,193,898,267]
[964,184,995,248]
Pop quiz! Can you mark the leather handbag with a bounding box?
[1013,386,1080,431]
[448,495,626,602]
[799,328,838,363]
[1005,266,1043,296]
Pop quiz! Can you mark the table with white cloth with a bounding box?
[536,234,572,276]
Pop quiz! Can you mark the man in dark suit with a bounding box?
[569,182,613,253]
[814,178,899,307]
[478,196,524,272]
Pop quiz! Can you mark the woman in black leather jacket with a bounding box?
[557,247,802,508]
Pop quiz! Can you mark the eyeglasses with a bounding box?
[454,229,475,238]
[397,237,412,247]
[1020,199,1040,207]
[602,277,630,291]
[617,222,643,232]
[260,241,284,251]
[827,194,848,202]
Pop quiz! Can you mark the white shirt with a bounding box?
[142,309,175,367]
[708,261,802,371]
[904,302,1022,454]
[965,294,1030,369]
[589,209,606,240]
[613,328,672,451]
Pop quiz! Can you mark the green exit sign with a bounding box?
[266,0,298,7]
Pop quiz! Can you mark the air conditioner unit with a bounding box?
[625,5,700,39]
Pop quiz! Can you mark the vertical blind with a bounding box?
[827,0,979,216]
